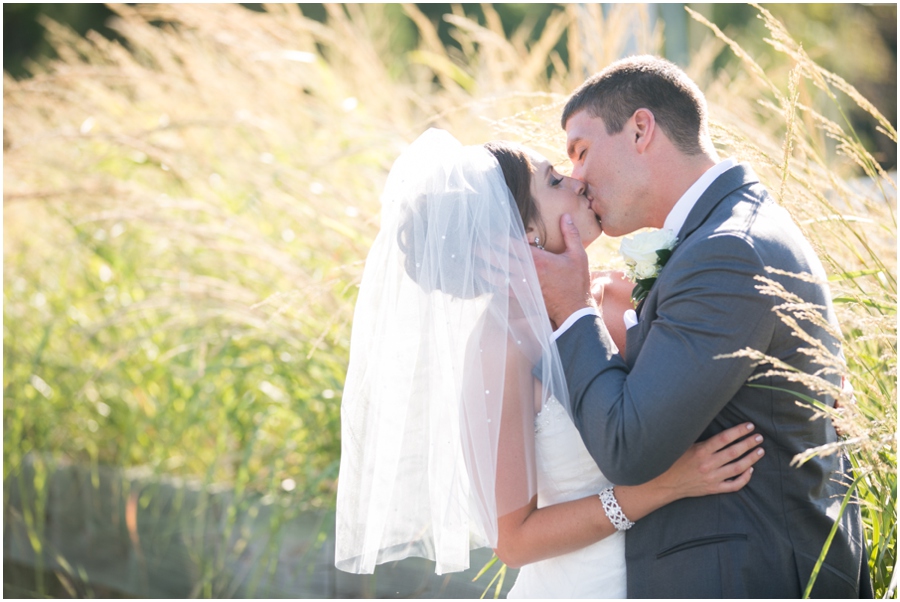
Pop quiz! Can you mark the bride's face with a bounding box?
[525,149,603,253]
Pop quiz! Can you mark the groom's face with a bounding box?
[565,110,644,237]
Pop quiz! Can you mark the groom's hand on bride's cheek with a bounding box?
[530,214,594,327]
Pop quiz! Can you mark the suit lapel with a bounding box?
[626,164,760,364]
[676,163,760,244]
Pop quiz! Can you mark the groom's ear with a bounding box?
[631,108,655,154]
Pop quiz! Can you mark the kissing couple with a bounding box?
[335,56,872,598]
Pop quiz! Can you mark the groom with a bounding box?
[533,56,872,597]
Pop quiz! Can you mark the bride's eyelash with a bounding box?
[550,174,563,187]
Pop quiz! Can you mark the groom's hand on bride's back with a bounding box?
[530,214,593,327]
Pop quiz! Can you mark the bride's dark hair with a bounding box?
[396,141,545,299]
[483,141,546,242]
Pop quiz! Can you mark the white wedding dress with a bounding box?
[336,130,621,586]
[506,396,627,599]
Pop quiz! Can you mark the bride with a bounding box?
[335,129,763,598]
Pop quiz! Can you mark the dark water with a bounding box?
[3,559,131,598]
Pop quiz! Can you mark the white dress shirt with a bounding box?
[662,158,736,236]
[551,158,737,341]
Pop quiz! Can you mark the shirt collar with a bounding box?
[663,158,737,236]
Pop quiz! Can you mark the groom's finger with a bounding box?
[530,244,559,277]
[560,214,583,256]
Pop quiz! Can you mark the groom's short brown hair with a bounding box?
[561,55,710,156]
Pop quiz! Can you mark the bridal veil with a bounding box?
[335,129,569,575]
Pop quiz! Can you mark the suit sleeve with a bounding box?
[557,233,777,485]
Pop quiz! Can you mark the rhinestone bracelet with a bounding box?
[599,487,635,531]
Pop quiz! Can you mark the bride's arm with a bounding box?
[495,423,762,568]
[492,343,763,568]
[591,269,632,353]
[494,424,762,568]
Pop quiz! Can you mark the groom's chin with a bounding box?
[600,226,624,238]
[604,223,640,238]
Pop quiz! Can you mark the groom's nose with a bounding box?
[571,163,584,182]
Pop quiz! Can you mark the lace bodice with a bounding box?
[533,396,613,506]
[506,395,627,598]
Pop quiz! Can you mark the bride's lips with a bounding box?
[587,197,602,229]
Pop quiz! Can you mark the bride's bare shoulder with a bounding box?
[590,269,631,306]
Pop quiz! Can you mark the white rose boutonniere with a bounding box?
[619,229,678,304]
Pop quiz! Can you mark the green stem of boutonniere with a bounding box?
[656,248,673,265]
[631,278,655,303]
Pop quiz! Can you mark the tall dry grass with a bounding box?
[3,3,894,597]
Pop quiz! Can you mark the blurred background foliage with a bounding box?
[4,3,896,168]
[3,3,896,598]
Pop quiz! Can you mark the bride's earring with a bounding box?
[533,236,544,250]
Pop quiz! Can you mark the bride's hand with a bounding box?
[652,422,764,502]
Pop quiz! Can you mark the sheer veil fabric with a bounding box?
[335,129,570,575]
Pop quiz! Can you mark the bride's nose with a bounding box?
[568,176,586,196]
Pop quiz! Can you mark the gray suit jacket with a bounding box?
[556,164,871,597]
